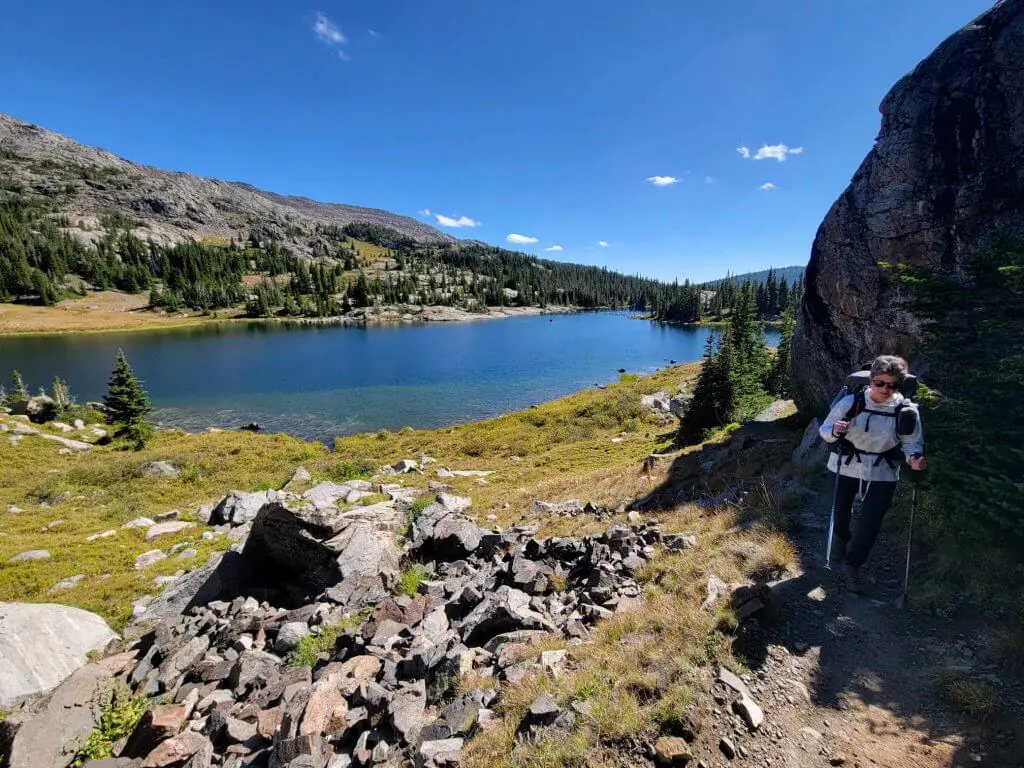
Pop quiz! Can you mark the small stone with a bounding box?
[123,517,156,529]
[146,521,196,540]
[653,736,693,765]
[50,574,85,591]
[807,586,827,602]
[86,530,117,542]
[719,736,737,759]
[733,696,764,730]
[135,550,167,569]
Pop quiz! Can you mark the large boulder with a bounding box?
[1,651,136,768]
[792,0,1024,414]
[209,489,277,526]
[240,500,401,608]
[0,603,119,708]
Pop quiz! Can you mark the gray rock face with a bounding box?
[210,490,274,526]
[792,0,1024,414]
[137,552,245,623]
[0,603,119,708]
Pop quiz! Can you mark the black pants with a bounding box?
[831,473,897,568]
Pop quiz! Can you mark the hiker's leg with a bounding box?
[847,481,898,568]
[833,473,858,544]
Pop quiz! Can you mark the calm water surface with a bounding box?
[0,313,778,443]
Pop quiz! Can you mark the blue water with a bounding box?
[0,313,779,443]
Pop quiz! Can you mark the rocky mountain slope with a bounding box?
[792,0,1024,413]
[0,113,451,258]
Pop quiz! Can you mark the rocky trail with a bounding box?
[718,479,1024,768]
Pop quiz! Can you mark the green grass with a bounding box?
[940,676,999,723]
[0,364,695,629]
[395,563,430,597]
[288,612,368,668]
[73,688,148,765]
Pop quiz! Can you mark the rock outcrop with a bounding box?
[792,0,1024,414]
[0,603,119,708]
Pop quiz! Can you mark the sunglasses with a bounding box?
[871,379,899,390]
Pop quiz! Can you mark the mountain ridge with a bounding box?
[0,112,452,256]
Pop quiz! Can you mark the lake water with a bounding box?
[0,313,779,443]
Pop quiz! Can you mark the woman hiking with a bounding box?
[820,355,926,593]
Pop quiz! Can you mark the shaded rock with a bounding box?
[420,697,480,741]
[719,737,737,760]
[664,534,698,552]
[210,490,273,526]
[418,738,464,767]
[459,586,557,646]
[277,621,311,653]
[0,603,119,708]
[388,680,427,745]
[230,650,282,696]
[138,551,245,623]
[157,635,211,690]
[792,418,828,465]
[270,733,326,768]
[2,651,134,768]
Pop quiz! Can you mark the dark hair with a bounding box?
[870,355,908,386]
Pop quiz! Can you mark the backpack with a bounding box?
[828,365,920,467]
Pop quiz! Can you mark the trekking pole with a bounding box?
[824,443,842,569]
[895,458,923,609]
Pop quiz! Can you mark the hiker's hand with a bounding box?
[833,420,850,436]
[908,455,926,471]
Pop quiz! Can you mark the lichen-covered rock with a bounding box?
[793,1,1024,414]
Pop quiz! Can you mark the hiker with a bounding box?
[820,355,926,592]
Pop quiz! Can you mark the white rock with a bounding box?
[135,550,167,569]
[85,530,117,542]
[122,517,155,529]
[8,550,51,564]
[49,575,85,592]
[146,521,196,540]
[0,602,118,708]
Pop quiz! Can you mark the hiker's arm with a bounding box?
[900,405,924,461]
[819,395,854,443]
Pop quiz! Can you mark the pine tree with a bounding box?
[9,370,29,402]
[51,375,73,413]
[767,303,796,396]
[103,350,152,448]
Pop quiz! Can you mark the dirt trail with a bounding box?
[726,481,1023,768]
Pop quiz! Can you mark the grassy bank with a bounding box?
[0,365,700,627]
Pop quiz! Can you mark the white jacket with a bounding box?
[819,390,924,482]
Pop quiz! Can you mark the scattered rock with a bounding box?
[123,517,156,529]
[284,466,313,490]
[653,736,693,766]
[732,695,764,731]
[146,521,196,540]
[135,550,168,569]
[143,461,180,477]
[50,574,85,592]
[719,736,737,760]
[86,530,117,542]
[8,549,51,564]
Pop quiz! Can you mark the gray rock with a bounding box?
[230,650,282,695]
[792,418,828,465]
[276,621,311,653]
[2,651,134,768]
[419,738,464,767]
[459,586,558,646]
[146,521,196,540]
[436,493,472,513]
[719,736,737,760]
[664,534,698,552]
[49,574,85,592]
[157,635,211,690]
[0,604,119,708]
[733,695,764,730]
[135,550,167,569]
[123,517,156,529]
[138,551,245,622]
[792,0,1024,413]
[210,489,273,526]
[388,680,426,744]
[39,433,92,452]
[8,549,51,564]
[302,482,356,509]
[530,500,584,515]
[143,461,180,477]
[717,666,751,699]
[85,530,117,542]
[175,547,198,560]
[284,466,313,490]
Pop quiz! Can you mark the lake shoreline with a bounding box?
[0,293,591,338]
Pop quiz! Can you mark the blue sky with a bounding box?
[0,1,991,283]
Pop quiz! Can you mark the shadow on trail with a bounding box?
[631,417,1022,767]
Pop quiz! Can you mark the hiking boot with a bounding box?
[845,564,868,595]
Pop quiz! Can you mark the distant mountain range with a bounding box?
[704,265,804,287]
[0,113,450,258]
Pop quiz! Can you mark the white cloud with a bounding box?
[759,182,777,191]
[436,214,481,228]
[544,245,564,252]
[646,175,679,187]
[598,240,610,248]
[736,145,751,159]
[368,29,381,38]
[704,176,716,184]
[314,13,346,45]
[506,233,539,245]
[418,209,432,217]
[337,50,352,62]
[753,143,803,161]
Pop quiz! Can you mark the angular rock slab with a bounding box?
[0,603,119,708]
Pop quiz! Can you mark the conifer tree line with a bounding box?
[1,193,802,320]
[651,268,804,324]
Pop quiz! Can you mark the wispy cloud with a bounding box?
[418,209,432,217]
[759,182,777,191]
[436,214,480,228]
[544,245,564,252]
[368,29,381,38]
[313,12,351,60]
[738,143,804,162]
[507,233,539,245]
[704,176,716,184]
[646,175,679,187]
[598,241,610,248]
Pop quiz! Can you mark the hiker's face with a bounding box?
[869,375,898,402]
